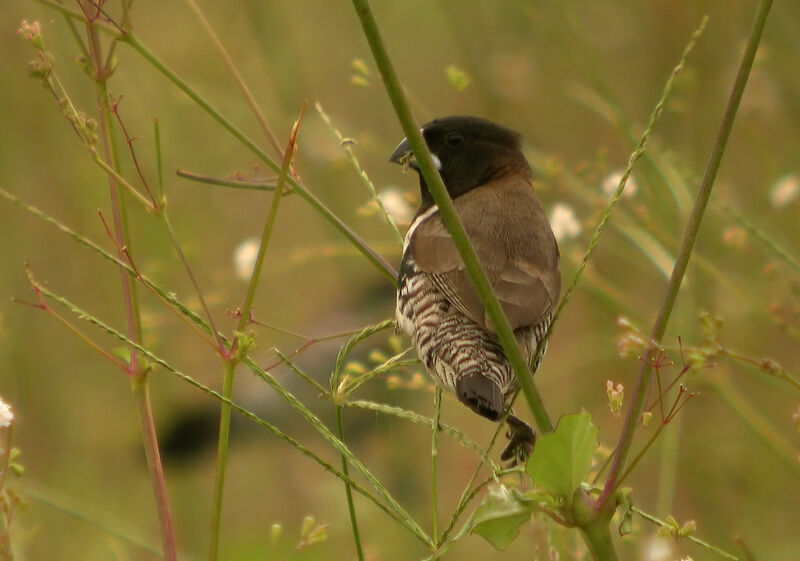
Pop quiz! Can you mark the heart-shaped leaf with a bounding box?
[526,411,599,497]
[468,484,533,550]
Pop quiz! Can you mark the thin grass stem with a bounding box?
[336,402,365,561]
[316,102,404,246]
[430,386,442,545]
[633,507,740,560]
[183,0,285,160]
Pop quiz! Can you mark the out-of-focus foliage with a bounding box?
[1,1,798,560]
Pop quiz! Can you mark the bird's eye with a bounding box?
[445,132,465,147]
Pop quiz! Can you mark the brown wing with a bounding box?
[411,176,561,333]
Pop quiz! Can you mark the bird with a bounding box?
[389,116,561,462]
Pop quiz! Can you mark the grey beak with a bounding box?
[389,137,441,171]
[389,137,414,166]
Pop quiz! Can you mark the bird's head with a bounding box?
[389,116,530,206]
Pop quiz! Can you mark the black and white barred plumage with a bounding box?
[396,207,552,421]
[390,116,561,454]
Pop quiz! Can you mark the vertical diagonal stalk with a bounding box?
[350,0,552,434]
[132,376,178,560]
[208,359,235,561]
[84,10,177,557]
[430,386,442,545]
[599,0,773,509]
[209,108,304,561]
[336,404,365,561]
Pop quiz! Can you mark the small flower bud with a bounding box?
[269,522,282,544]
[300,515,315,537]
[606,380,624,416]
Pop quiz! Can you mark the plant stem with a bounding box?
[599,0,774,508]
[235,105,303,337]
[83,11,177,557]
[132,376,179,561]
[209,360,235,561]
[209,107,303,561]
[350,0,553,434]
[316,102,405,246]
[336,405,365,561]
[577,522,619,561]
[633,507,740,560]
[430,386,442,545]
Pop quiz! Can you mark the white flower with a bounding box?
[769,174,799,208]
[602,170,637,199]
[378,188,415,224]
[643,536,672,561]
[0,397,14,428]
[549,203,581,242]
[233,237,260,281]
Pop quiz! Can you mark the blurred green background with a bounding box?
[1,1,799,559]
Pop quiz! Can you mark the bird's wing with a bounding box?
[410,178,560,333]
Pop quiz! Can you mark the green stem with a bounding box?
[350,0,552,434]
[132,376,179,561]
[316,102,405,246]
[599,0,774,508]
[335,405,365,561]
[633,507,740,560]
[209,360,234,561]
[85,18,177,557]
[430,386,442,545]
[577,522,619,561]
[209,108,302,561]
[234,108,301,337]
[176,170,285,192]
[570,492,618,561]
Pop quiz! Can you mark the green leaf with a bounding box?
[526,411,599,497]
[468,484,532,550]
[617,487,634,536]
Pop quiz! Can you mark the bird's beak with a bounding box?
[389,138,415,168]
[389,137,442,171]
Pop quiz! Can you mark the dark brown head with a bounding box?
[389,116,531,208]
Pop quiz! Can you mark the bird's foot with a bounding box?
[500,414,536,466]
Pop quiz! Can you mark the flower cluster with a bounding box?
[549,203,581,242]
[17,20,43,49]
[606,380,624,416]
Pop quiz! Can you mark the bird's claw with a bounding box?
[500,415,536,466]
